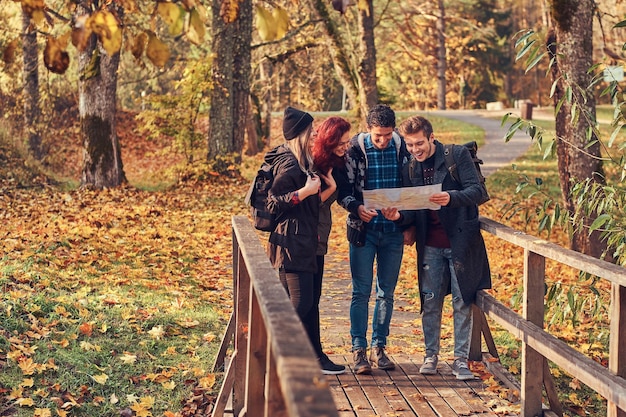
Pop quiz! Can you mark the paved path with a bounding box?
[421,109,534,177]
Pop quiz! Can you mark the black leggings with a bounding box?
[280,258,324,357]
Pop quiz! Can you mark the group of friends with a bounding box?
[262,104,492,380]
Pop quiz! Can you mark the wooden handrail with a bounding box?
[211,216,338,417]
[474,216,626,417]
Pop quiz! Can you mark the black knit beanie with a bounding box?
[282,106,313,140]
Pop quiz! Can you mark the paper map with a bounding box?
[363,184,442,210]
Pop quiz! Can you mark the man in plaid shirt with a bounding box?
[337,104,411,374]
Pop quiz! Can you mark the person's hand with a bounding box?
[357,205,378,222]
[319,168,336,190]
[403,225,416,246]
[300,173,321,199]
[381,207,400,221]
[429,192,450,207]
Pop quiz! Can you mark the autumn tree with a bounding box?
[22,9,42,159]
[207,0,252,169]
[305,0,378,124]
[13,0,205,189]
[547,0,605,258]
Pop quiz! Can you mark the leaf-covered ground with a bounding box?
[0,112,614,417]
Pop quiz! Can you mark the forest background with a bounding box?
[1,0,626,417]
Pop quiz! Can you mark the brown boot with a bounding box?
[352,348,372,375]
[369,347,395,370]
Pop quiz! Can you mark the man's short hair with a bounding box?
[366,104,396,129]
[398,115,433,139]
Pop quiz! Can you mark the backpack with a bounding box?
[443,141,490,205]
[244,162,277,232]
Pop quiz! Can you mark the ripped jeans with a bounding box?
[421,246,472,359]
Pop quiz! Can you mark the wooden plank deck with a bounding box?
[324,354,517,417]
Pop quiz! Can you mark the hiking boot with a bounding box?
[452,358,475,380]
[352,348,372,375]
[369,347,395,370]
[419,354,438,375]
[319,353,346,375]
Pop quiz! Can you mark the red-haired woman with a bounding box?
[310,116,352,374]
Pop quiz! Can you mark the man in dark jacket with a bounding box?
[337,104,411,374]
[383,115,491,380]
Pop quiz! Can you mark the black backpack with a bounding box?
[244,162,277,232]
[443,141,490,205]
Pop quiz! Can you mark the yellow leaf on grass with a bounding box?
[92,373,109,384]
[199,373,216,389]
[120,353,137,364]
[18,358,38,375]
[16,397,35,407]
[161,380,176,390]
[21,378,34,387]
[110,393,119,404]
[34,408,52,417]
[148,325,165,340]
[57,409,69,417]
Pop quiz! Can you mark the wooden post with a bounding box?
[233,249,251,416]
[245,288,267,415]
[521,249,545,417]
[608,284,626,417]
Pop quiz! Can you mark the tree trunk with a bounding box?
[548,0,605,258]
[357,1,378,118]
[22,12,42,159]
[207,0,235,161]
[232,0,252,161]
[436,0,446,110]
[78,12,125,189]
[306,0,361,119]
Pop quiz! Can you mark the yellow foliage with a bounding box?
[255,4,275,41]
[272,6,289,40]
[187,8,205,45]
[89,10,123,56]
[145,33,170,68]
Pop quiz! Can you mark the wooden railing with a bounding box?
[211,216,338,417]
[213,215,626,417]
[470,217,626,417]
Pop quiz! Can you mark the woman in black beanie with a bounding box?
[264,106,324,368]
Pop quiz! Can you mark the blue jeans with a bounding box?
[421,246,472,359]
[349,229,404,350]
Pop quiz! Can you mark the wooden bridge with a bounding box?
[210,215,626,417]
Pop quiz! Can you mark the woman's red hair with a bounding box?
[312,116,351,174]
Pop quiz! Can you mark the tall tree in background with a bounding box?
[76,3,126,188]
[207,0,252,168]
[435,0,446,110]
[548,0,605,257]
[22,10,42,159]
[357,0,378,115]
[307,0,377,123]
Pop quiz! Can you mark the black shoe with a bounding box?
[319,353,346,375]
[369,346,395,370]
[353,348,372,375]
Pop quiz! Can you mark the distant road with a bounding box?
[421,109,534,177]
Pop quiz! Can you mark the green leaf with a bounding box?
[589,214,611,232]
[525,51,546,73]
